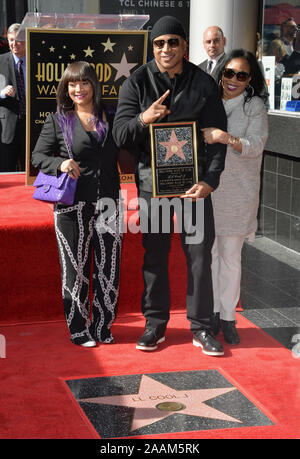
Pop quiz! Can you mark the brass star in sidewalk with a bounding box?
[79,374,241,431]
[160,130,188,161]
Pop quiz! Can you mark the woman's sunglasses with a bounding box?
[153,38,180,49]
[222,68,250,82]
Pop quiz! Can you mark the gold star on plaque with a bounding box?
[83,45,95,57]
[49,46,55,52]
[70,54,76,60]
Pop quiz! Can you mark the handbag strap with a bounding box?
[63,138,73,160]
[55,113,74,160]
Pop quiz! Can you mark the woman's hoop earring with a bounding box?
[246,84,254,97]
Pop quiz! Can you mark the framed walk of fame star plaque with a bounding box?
[150,121,198,198]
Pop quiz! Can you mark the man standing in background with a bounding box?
[199,26,227,82]
[280,17,298,56]
[0,23,26,172]
[284,29,300,74]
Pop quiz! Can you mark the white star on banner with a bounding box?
[83,46,95,57]
[110,53,138,82]
[101,37,116,52]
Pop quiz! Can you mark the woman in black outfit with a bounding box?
[32,61,122,347]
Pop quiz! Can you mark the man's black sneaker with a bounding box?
[193,330,224,356]
[136,329,165,351]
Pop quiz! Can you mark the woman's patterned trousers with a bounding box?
[54,199,122,345]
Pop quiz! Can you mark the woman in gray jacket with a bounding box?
[202,49,268,345]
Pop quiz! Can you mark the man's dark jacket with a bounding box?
[113,58,227,193]
[0,52,21,144]
[284,50,300,75]
[198,53,227,83]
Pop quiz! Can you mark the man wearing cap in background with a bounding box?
[113,16,227,356]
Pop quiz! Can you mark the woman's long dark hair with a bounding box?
[56,61,106,145]
[218,49,269,105]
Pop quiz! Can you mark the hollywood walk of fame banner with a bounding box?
[150,121,198,198]
[25,28,147,185]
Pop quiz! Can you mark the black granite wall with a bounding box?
[259,151,300,253]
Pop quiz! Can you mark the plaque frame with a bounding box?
[149,121,198,198]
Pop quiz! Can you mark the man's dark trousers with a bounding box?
[139,190,215,336]
[0,117,26,171]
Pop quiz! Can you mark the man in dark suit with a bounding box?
[199,26,227,82]
[280,17,298,56]
[284,29,300,75]
[0,23,26,172]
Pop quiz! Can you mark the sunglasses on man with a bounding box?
[222,68,250,82]
[153,38,180,49]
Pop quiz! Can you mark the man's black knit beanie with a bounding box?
[150,16,187,42]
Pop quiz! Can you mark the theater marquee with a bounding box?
[26,28,147,184]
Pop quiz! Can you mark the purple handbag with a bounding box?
[33,171,77,205]
[33,114,77,205]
